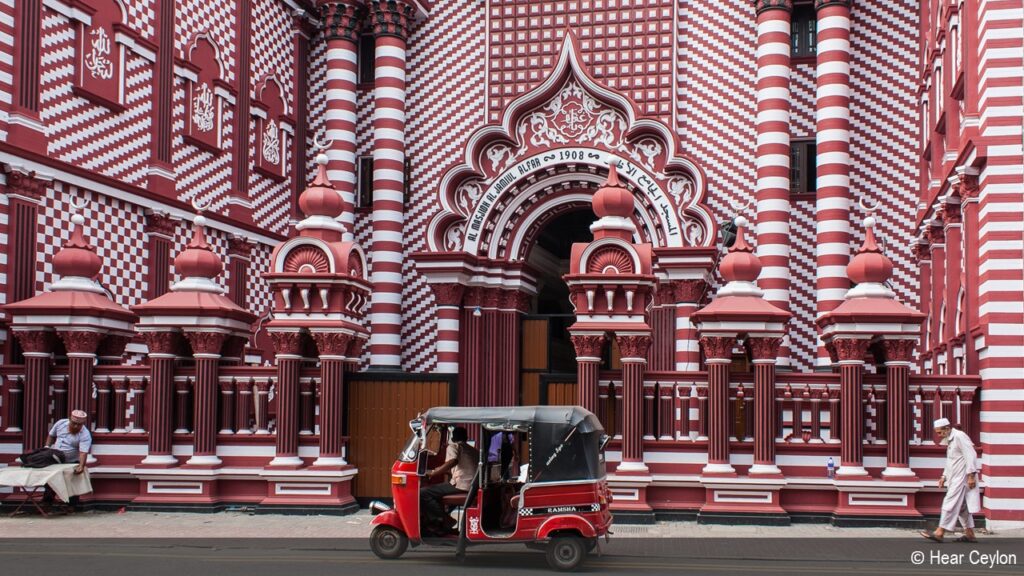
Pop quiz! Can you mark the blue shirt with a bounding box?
[48,419,92,463]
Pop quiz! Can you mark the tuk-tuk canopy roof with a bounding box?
[421,406,604,435]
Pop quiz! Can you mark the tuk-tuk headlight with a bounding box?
[391,474,407,485]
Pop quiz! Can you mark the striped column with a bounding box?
[318,0,363,240]
[753,1,794,368]
[235,378,253,434]
[367,0,415,368]
[616,334,651,473]
[700,336,736,476]
[674,280,705,371]
[218,379,235,434]
[926,224,946,370]
[13,331,52,451]
[269,331,304,467]
[882,339,916,479]
[749,336,782,476]
[813,0,853,369]
[833,337,869,477]
[95,379,111,433]
[941,199,962,361]
[572,333,605,415]
[129,379,145,432]
[429,283,464,373]
[185,332,225,467]
[312,331,351,467]
[139,331,179,466]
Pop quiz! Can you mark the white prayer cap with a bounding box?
[933,417,951,428]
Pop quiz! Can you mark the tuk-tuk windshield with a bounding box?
[528,422,605,483]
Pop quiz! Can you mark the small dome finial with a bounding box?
[172,204,224,293]
[52,196,102,282]
[846,213,894,293]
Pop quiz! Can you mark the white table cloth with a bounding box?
[0,464,93,503]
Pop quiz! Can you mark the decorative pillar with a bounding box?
[700,335,736,475]
[139,331,178,466]
[185,331,225,466]
[235,378,254,434]
[254,380,271,435]
[959,174,980,371]
[813,0,854,369]
[59,330,104,416]
[269,331,304,466]
[673,280,705,371]
[174,378,192,434]
[460,287,483,407]
[429,283,464,373]
[8,0,47,151]
[571,333,605,415]
[616,334,651,472]
[749,336,782,476]
[498,290,528,407]
[940,199,962,362]
[14,331,52,451]
[130,378,147,432]
[753,0,794,368]
[317,0,364,239]
[912,242,932,369]
[95,378,112,433]
[926,224,946,371]
[6,377,24,432]
[650,283,676,371]
[52,377,68,431]
[366,0,415,368]
[312,331,351,467]
[147,0,177,192]
[833,337,870,477]
[300,379,315,435]
[882,338,916,478]
[219,379,235,434]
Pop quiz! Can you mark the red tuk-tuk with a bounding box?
[368,406,613,571]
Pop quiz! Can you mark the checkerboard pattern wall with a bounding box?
[124,0,156,39]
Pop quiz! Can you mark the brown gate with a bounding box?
[346,374,454,500]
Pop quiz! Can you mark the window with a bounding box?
[791,5,817,58]
[356,156,373,209]
[358,34,375,85]
[790,140,817,197]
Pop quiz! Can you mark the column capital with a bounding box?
[926,223,945,246]
[13,330,55,354]
[2,166,46,202]
[112,378,129,392]
[345,336,366,362]
[144,209,177,238]
[130,378,147,392]
[960,174,980,201]
[911,241,931,263]
[832,337,870,363]
[185,331,227,356]
[699,335,736,361]
[882,338,916,364]
[97,334,131,362]
[940,201,962,226]
[312,330,352,357]
[755,0,793,15]
[58,330,105,355]
[571,333,606,360]
[815,0,852,10]
[227,234,255,259]
[269,330,305,356]
[747,336,783,361]
[674,279,708,304]
[616,334,651,361]
[500,289,532,312]
[429,282,464,307]
[368,0,417,39]
[318,0,366,41]
[140,330,181,356]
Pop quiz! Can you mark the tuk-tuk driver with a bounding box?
[420,426,479,536]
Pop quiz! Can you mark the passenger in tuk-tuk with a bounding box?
[420,426,479,536]
[486,430,517,482]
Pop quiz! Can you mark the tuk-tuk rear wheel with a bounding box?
[546,535,586,572]
[370,525,409,560]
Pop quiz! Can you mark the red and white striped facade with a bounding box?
[0,0,1020,526]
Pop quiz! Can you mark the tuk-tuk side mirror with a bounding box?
[599,434,611,451]
[416,449,430,477]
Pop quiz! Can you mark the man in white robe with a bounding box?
[921,418,980,542]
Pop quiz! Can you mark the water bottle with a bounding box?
[826,457,835,479]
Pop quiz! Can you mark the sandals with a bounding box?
[955,535,979,543]
[920,531,944,542]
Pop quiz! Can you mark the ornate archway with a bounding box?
[426,32,716,263]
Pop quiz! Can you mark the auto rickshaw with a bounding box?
[368,406,613,571]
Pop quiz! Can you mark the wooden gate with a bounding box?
[346,374,454,500]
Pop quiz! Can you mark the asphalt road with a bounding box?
[1,538,1022,576]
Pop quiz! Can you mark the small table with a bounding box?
[0,464,93,517]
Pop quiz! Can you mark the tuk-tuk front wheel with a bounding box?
[546,535,586,572]
[370,525,409,560]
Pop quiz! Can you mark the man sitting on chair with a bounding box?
[42,410,92,509]
[420,426,479,536]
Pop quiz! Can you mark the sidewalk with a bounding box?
[1,509,1021,539]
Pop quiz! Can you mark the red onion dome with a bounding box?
[175,214,224,281]
[847,216,893,285]
[298,152,344,219]
[592,159,634,219]
[718,216,762,283]
[53,213,102,279]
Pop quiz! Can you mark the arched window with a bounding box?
[73,0,126,110]
[253,77,291,180]
[180,35,230,152]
